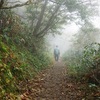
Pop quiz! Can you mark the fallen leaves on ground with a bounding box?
[19,62,100,100]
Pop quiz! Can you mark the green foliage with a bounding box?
[17,48,52,72]
[0,42,8,52]
[0,1,99,99]
[83,43,100,68]
[0,34,53,99]
[0,40,24,99]
[63,43,100,80]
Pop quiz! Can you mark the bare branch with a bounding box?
[36,3,62,37]
[7,1,22,4]
[0,0,30,9]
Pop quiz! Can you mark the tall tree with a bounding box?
[33,0,48,35]
[25,0,98,38]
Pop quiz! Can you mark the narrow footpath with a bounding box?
[20,61,97,100]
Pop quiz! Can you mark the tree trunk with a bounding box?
[35,3,62,37]
[33,0,48,35]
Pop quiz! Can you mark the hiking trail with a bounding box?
[20,60,87,100]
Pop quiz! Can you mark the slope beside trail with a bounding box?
[20,61,88,100]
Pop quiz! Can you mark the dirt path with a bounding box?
[20,61,91,100]
[37,61,67,99]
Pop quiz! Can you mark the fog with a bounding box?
[8,0,100,56]
[47,18,100,56]
[46,23,79,55]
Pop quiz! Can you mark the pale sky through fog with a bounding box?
[47,23,79,55]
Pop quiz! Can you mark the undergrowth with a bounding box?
[63,43,100,83]
[63,43,100,99]
[0,35,52,99]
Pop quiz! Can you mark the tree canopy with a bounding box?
[25,0,98,38]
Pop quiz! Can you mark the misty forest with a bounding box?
[0,0,100,100]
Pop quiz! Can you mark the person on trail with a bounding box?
[54,45,60,61]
